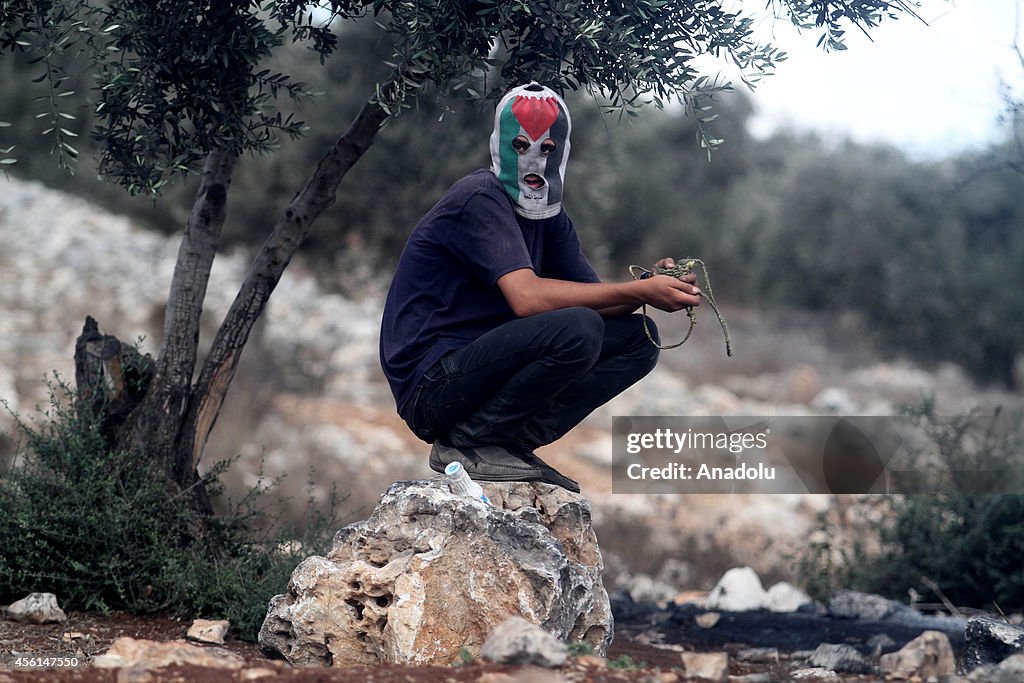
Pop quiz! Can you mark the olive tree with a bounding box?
[0,0,921,509]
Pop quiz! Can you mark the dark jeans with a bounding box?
[401,307,659,452]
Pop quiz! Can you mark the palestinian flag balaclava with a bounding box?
[490,82,571,220]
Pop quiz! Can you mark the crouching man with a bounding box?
[380,83,700,492]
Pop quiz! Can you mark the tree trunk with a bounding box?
[74,316,155,442]
[87,85,392,525]
[115,150,236,502]
[177,96,390,478]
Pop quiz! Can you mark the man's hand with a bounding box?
[640,273,701,312]
[645,257,701,312]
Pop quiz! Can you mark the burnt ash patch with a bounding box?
[612,593,966,656]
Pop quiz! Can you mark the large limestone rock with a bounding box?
[259,479,612,666]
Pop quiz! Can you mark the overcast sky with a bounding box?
[719,0,1024,159]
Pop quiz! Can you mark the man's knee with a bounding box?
[545,307,604,361]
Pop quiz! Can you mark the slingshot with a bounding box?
[629,258,733,356]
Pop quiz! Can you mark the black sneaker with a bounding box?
[514,451,582,494]
[429,442,543,482]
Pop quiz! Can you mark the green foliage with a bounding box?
[715,133,1024,388]
[811,401,1024,611]
[0,376,344,640]
[791,511,871,603]
[862,401,1024,610]
[0,1,85,171]
[778,1,922,52]
[1,0,917,194]
[567,640,594,657]
[608,654,647,670]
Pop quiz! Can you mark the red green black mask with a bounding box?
[489,83,571,220]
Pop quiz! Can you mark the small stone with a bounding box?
[239,669,278,681]
[878,630,955,682]
[827,590,897,621]
[185,619,230,645]
[784,364,822,404]
[695,612,721,629]
[967,664,1000,682]
[480,616,569,668]
[681,651,729,682]
[660,672,680,683]
[789,668,838,679]
[966,652,1024,683]
[674,590,708,605]
[476,675,518,683]
[5,593,67,624]
[728,674,773,683]
[736,648,779,665]
[866,633,897,655]
[808,643,870,675]
[575,655,606,668]
[115,665,154,683]
[998,653,1024,673]
[476,671,568,683]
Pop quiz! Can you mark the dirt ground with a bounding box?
[0,610,813,683]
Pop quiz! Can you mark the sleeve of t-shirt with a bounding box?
[445,185,533,287]
[541,213,601,283]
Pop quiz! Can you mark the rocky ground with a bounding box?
[0,610,761,683]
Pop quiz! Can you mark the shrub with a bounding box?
[794,400,1024,612]
[0,375,344,640]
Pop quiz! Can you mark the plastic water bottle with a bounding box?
[444,461,491,505]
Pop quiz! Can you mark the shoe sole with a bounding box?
[514,452,582,493]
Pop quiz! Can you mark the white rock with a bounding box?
[704,567,767,612]
[6,592,67,624]
[480,616,568,667]
[186,619,230,645]
[790,667,838,679]
[765,582,812,613]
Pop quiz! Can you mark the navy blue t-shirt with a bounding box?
[380,169,600,414]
